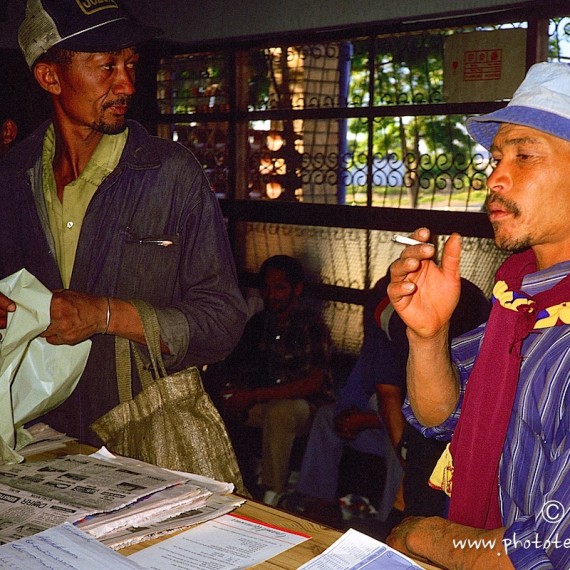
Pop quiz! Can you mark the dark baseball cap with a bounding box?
[18,0,163,68]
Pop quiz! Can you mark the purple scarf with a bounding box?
[448,249,570,529]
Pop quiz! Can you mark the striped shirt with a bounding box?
[404,260,570,570]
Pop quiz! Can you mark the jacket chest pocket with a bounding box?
[117,228,181,303]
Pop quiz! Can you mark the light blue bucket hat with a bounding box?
[466,62,570,150]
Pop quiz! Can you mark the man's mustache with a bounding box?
[485,194,521,217]
[102,96,132,109]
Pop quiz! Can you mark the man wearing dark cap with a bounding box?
[0,0,247,448]
[386,62,570,569]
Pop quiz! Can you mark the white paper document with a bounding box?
[129,512,310,569]
[0,522,142,569]
[298,527,424,569]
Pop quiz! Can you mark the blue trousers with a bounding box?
[295,403,403,521]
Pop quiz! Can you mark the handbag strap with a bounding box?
[114,300,168,404]
[130,299,168,378]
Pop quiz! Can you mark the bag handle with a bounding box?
[115,300,168,403]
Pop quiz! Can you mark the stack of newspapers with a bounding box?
[0,447,244,550]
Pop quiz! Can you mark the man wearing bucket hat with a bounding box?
[0,0,247,446]
[386,61,570,569]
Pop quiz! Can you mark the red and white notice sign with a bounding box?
[443,29,527,103]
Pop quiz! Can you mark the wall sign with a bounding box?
[443,29,527,103]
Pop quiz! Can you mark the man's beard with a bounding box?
[93,97,131,134]
[491,224,531,253]
[485,194,530,253]
[93,119,128,135]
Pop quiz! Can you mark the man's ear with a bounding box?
[1,119,17,146]
[34,62,61,95]
[294,282,304,297]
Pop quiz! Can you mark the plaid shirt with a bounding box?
[223,304,332,402]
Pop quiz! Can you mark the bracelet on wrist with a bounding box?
[103,296,111,334]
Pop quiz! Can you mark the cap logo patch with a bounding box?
[74,0,119,16]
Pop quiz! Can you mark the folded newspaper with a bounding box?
[0,447,243,548]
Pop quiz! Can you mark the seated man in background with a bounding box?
[286,269,490,530]
[210,255,333,506]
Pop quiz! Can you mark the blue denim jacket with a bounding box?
[0,119,247,445]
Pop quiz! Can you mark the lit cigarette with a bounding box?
[391,235,434,247]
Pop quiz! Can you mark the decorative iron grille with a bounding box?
[156,121,229,197]
[242,26,518,208]
[157,15,570,209]
[550,17,570,62]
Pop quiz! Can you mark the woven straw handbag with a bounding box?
[90,299,245,494]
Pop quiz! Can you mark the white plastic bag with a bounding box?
[0,269,91,463]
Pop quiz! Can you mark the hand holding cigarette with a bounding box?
[391,235,435,247]
[387,228,462,339]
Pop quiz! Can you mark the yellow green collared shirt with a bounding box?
[42,125,128,288]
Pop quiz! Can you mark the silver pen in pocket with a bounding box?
[138,238,174,247]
